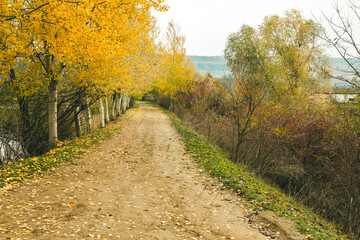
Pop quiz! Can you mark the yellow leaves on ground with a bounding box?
[0,123,120,188]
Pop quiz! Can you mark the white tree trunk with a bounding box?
[45,40,59,148]
[48,80,58,147]
[116,93,122,116]
[75,106,82,137]
[125,95,129,110]
[121,94,127,114]
[104,96,110,123]
[80,110,86,131]
[84,97,92,132]
[126,95,131,109]
[99,97,105,128]
[110,94,116,120]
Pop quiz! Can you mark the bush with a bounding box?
[173,79,360,238]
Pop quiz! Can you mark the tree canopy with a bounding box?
[0,0,168,147]
[154,21,195,99]
[225,9,328,100]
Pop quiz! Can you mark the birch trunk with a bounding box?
[75,106,82,137]
[84,97,92,132]
[48,80,58,147]
[104,97,110,123]
[126,95,131,109]
[45,39,58,147]
[99,98,105,128]
[121,95,127,114]
[116,93,122,116]
[110,94,116,120]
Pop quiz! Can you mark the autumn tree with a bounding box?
[155,21,195,109]
[224,10,328,162]
[260,9,328,97]
[224,25,269,161]
[0,0,168,151]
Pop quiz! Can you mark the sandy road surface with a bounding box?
[0,103,270,239]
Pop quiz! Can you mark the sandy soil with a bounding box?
[0,103,302,239]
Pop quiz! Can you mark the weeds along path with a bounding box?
[0,102,268,239]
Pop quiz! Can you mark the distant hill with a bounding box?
[187,56,230,77]
[189,56,357,87]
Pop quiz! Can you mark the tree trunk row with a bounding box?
[37,42,131,150]
[74,93,131,139]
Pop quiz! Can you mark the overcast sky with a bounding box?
[153,0,341,56]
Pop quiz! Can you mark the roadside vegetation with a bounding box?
[0,116,126,188]
[148,6,360,239]
[0,1,169,159]
[0,1,185,166]
[1,0,360,239]
[164,107,346,240]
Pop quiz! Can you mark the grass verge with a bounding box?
[163,108,346,240]
[0,117,126,189]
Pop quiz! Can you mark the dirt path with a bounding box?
[0,103,279,239]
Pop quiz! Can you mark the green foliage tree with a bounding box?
[260,9,327,96]
[224,25,269,161]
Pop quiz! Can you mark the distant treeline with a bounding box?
[189,56,357,87]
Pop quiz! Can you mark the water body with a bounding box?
[189,56,358,87]
[0,136,24,164]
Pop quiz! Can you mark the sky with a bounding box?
[153,0,341,56]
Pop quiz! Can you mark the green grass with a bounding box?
[0,117,126,188]
[162,108,346,240]
[143,100,162,109]
[134,96,143,101]
[132,102,140,109]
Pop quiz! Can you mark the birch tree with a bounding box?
[0,0,168,149]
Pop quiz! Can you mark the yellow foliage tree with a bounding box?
[0,0,168,148]
[155,21,195,102]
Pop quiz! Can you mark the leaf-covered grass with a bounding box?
[0,118,126,189]
[164,108,347,240]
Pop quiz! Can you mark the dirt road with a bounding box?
[0,103,275,239]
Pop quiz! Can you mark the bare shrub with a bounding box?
[174,79,360,237]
